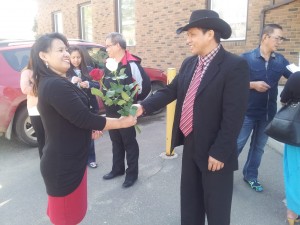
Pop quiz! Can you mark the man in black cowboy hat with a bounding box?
[135,9,249,225]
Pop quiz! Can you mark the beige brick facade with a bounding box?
[36,0,300,74]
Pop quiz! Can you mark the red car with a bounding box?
[0,40,167,146]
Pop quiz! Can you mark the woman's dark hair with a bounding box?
[67,46,91,80]
[24,50,34,71]
[32,32,69,96]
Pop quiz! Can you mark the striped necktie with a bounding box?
[179,60,204,137]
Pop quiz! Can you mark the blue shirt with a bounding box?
[241,47,291,120]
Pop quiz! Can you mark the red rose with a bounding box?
[89,68,104,81]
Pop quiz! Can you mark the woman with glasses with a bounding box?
[67,46,100,169]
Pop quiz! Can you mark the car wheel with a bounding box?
[147,82,166,115]
[13,106,38,147]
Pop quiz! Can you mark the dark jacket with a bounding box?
[38,75,106,196]
[142,46,249,171]
[241,47,291,120]
[66,68,100,113]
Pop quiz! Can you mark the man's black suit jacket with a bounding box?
[142,46,249,171]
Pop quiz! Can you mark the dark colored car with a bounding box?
[0,40,167,147]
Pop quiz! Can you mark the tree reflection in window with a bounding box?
[118,0,136,46]
[210,0,248,41]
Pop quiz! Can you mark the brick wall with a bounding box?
[36,0,300,74]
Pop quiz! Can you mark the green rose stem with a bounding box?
[130,105,141,134]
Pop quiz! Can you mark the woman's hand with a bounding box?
[79,81,89,89]
[71,76,82,84]
[91,130,103,140]
[119,115,137,128]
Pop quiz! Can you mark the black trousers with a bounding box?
[108,126,139,179]
[181,134,233,225]
[30,115,45,159]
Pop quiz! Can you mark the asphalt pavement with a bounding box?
[0,87,289,225]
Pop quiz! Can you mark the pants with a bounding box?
[108,126,139,179]
[284,144,300,215]
[30,115,45,159]
[87,140,96,163]
[181,134,233,225]
[237,116,269,181]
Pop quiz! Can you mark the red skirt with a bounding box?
[47,169,87,225]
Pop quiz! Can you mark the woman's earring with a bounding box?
[46,62,49,68]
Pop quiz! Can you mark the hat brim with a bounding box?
[176,17,232,39]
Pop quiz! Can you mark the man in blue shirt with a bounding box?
[238,24,292,192]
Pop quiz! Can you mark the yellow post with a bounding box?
[165,68,176,156]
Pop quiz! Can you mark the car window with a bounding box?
[84,46,107,69]
[2,48,31,72]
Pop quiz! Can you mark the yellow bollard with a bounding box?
[165,68,177,156]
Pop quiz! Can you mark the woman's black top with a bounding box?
[38,74,106,196]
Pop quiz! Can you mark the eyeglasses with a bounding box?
[268,35,286,43]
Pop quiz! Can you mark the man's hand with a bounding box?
[250,81,270,92]
[132,104,144,117]
[208,156,224,171]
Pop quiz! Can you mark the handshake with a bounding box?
[113,104,144,133]
[131,104,144,117]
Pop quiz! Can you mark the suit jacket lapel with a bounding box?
[196,47,225,97]
[183,57,198,93]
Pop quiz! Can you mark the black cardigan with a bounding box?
[38,74,106,196]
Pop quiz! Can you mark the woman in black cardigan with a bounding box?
[31,33,136,225]
[66,46,100,168]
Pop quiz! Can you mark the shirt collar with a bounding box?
[120,50,139,65]
[199,44,221,65]
[255,46,276,59]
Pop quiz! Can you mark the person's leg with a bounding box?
[237,116,255,156]
[243,119,269,181]
[181,134,205,225]
[284,144,300,219]
[202,170,234,225]
[30,115,45,159]
[87,141,97,168]
[108,129,125,174]
[120,126,139,180]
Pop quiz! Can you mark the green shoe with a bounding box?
[244,179,263,192]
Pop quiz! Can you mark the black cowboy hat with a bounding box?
[176,9,232,39]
